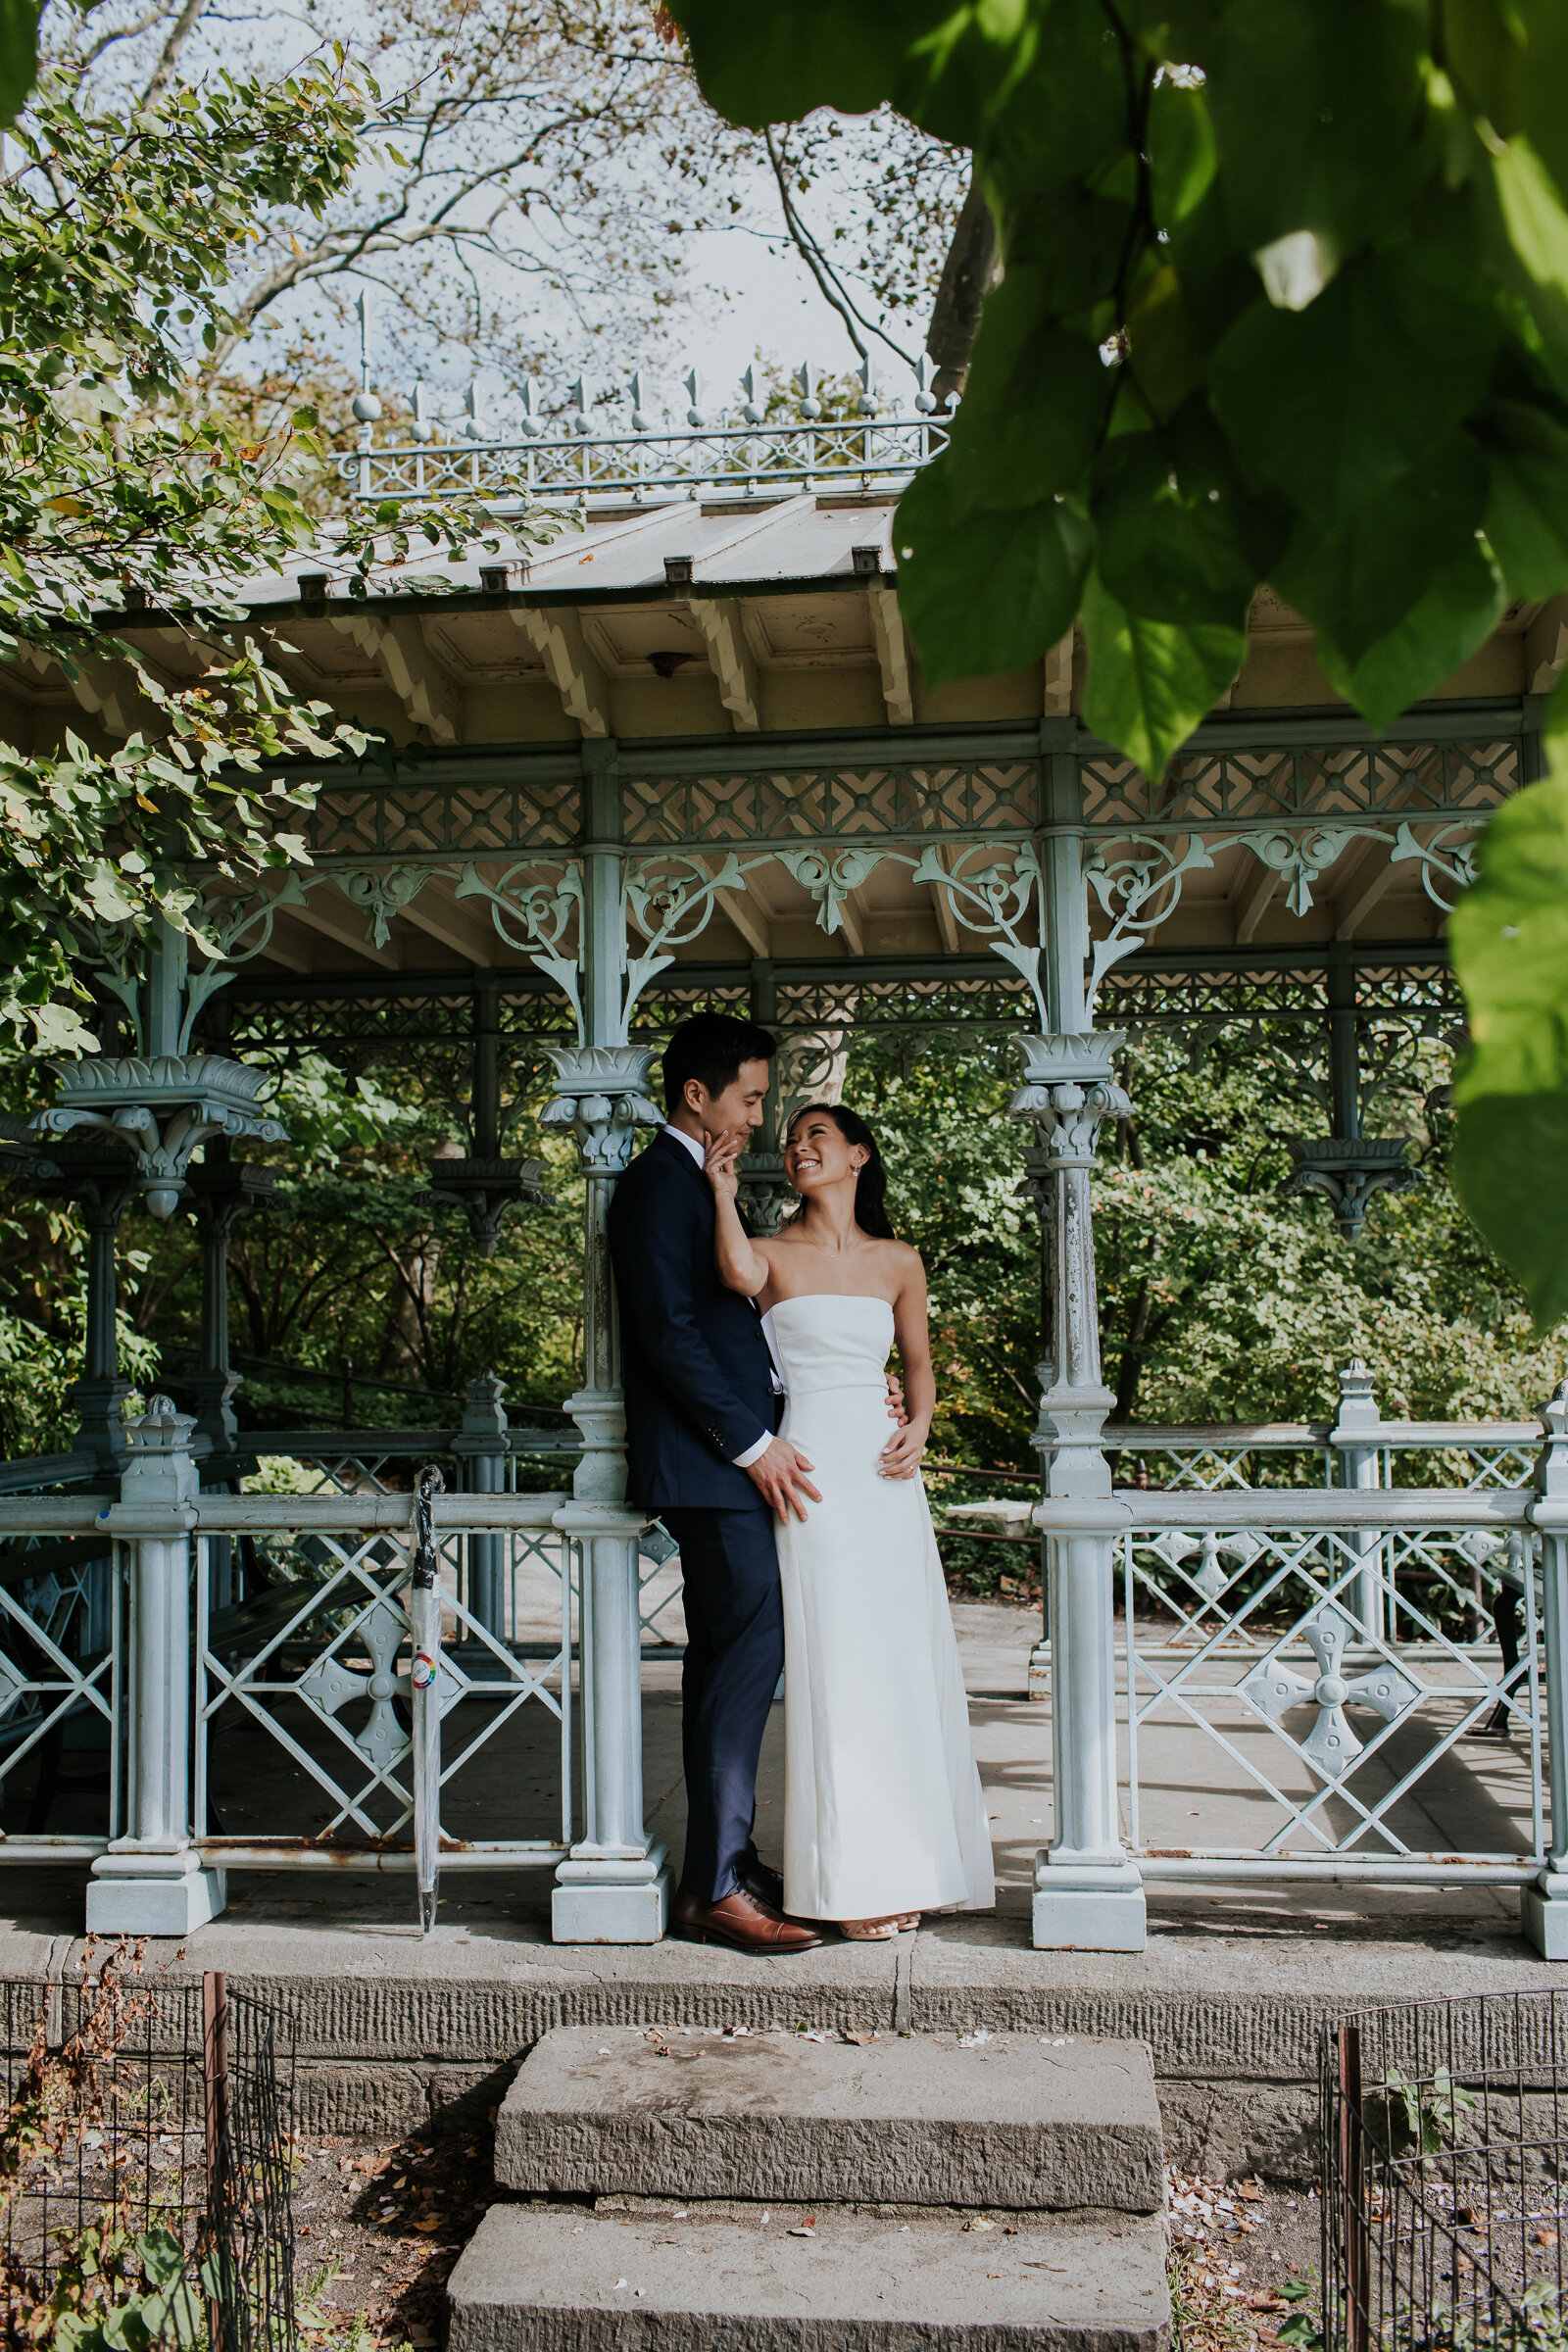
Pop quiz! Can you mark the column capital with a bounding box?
[541,1045,662,1176]
[1537,1379,1568,1501]
[120,1394,199,1509]
[1007,1034,1130,1165]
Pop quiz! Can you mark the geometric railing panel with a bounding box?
[1122,1517,1544,1871]
[308,768,581,858]
[0,1551,119,1848]
[194,1516,575,1859]
[621,760,1040,848]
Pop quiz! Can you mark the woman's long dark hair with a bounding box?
[786,1102,896,1240]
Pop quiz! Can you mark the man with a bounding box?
[608,1011,826,1954]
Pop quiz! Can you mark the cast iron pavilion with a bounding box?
[1,381,1563,1954]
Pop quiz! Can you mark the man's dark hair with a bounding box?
[662,1012,777,1115]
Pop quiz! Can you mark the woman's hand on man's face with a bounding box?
[703,1125,748,1198]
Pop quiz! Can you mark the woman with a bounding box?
[704,1101,994,1939]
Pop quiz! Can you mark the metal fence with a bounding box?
[1119,1491,1546,1891]
[245,1428,684,1657]
[192,1483,579,1873]
[1323,1992,1568,2350]
[1,1958,294,2350]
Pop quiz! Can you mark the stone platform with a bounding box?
[3,1603,1555,2180]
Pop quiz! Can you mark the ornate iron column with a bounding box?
[1284,960,1418,1238]
[453,1368,511,1658]
[1525,1383,1568,1958]
[417,972,550,1251]
[1017,750,1147,1951]
[185,1140,273,1470]
[86,1397,224,1933]
[21,1150,141,1474]
[736,956,792,1236]
[546,738,671,1941]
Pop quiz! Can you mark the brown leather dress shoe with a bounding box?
[671,1888,822,1953]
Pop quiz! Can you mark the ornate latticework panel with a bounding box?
[307,766,581,858]
[1080,738,1520,836]
[629,975,752,1040]
[621,759,1040,848]
[775,968,1033,1032]
[221,987,483,1062]
[1099,955,1462,1027]
[1352,959,1466,1015]
[1100,961,1331,1026]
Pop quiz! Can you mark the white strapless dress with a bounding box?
[764,1294,995,1922]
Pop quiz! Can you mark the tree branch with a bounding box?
[763,126,917,370]
[139,0,211,106]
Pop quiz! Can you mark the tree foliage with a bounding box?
[30,0,960,400]
[668,1,1568,772]
[0,44,509,1046]
[668,0,1568,1388]
[1450,728,1568,1332]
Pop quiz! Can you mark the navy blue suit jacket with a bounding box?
[608,1129,779,1513]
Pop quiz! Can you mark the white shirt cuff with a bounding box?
[732,1431,773,1469]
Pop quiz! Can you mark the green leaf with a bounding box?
[1080,567,1246,780]
[665,0,973,133]
[942,274,1114,514]
[1315,539,1507,730]
[1004,186,1133,317]
[1486,135,1568,380]
[896,458,1093,686]
[1450,761,1568,1329]
[1212,247,1501,525]
[1091,419,1261,627]
[1480,397,1568,597]
[134,2230,184,2290]
[1447,0,1568,211]
[1205,0,1432,267]
[1271,432,1491,664]
[0,0,34,125]
[1147,75,1215,230]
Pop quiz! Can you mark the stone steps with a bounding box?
[493,2027,1164,2213]
[451,2027,1172,2347]
[447,2198,1171,2352]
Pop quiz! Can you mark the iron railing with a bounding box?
[340,414,952,510]
[1120,1490,1546,1888]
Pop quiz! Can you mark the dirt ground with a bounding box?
[289,2122,500,2348]
[288,2124,1327,2351]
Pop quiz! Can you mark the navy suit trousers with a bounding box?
[662,1504,782,1903]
